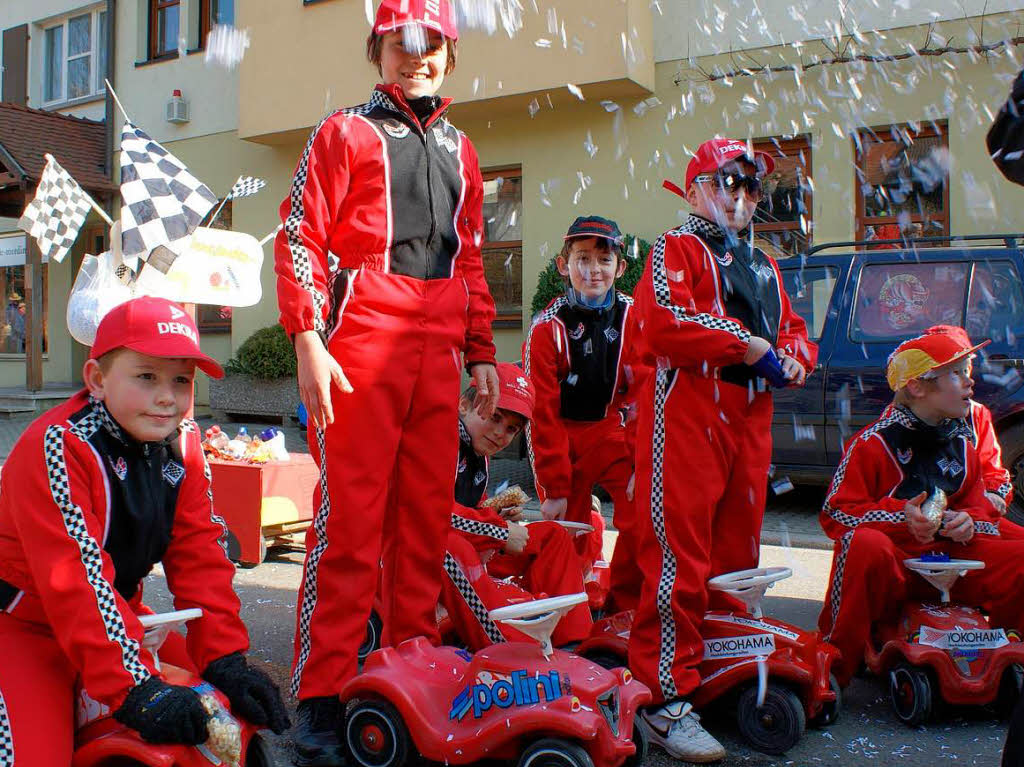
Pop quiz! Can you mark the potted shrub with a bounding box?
[209,324,300,419]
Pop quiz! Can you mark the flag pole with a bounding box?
[43,153,114,227]
[259,224,283,247]
[104,79,131,123]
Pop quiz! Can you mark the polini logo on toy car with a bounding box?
[450,668,570,720]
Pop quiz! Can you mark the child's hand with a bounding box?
[939,510,975,543]
[904,491,939,543]
[742,336,772,365]
[295,331,352,429]
[541,497,568,521]
[471,363,500,419]
[777,350,807,386]
[986,492,1008,516]
[499,505,525,521]
[505,523,529,554]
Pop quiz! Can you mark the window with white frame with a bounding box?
[43,8,108,105]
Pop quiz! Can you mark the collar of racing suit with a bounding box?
[87,394,183,453]
[892,403,972,444]
[373,83,452,131]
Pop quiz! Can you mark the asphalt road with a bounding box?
[143,534,1012,767]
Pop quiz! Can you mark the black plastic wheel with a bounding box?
[245,733,276,767]
[1002,423,1024,526]
[736,682,806,755]
[345,699,412,767]
[518,738,595,767]
[890,664,933,727]
[623,714,649,767]
[996,664,1024,719]
[809,673,842,727]
[358,610,383,665]
[582,651,626,671]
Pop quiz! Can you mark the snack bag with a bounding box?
[481,484,530,510]
[198,691,242,767]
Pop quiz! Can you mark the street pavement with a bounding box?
[0,412,1011,765]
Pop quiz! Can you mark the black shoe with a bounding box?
[292,696,347,767]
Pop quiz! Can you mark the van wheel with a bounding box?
[1002,423,1024,527]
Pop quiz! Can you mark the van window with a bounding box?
[852,262,968,341]
[780,266,838,340]
[968,261,1024,346]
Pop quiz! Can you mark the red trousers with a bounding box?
[441,522,593,651]
[628,371,773,703]
[818,527,1024,685]
[562,420,644,614]
[292,271,467,700]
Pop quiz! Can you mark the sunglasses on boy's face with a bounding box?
[693,171,763,199]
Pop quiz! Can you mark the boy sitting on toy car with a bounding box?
[441,363,593,650]
[0,298,289,763]
[818,327,1024,685]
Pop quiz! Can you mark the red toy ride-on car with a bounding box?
[865,554,1024,727]
[577,567,841,756]
[72,609,276,767]
[341,593,651,767]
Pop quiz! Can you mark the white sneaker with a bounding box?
[638,701,726,763]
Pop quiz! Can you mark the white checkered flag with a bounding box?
[119,121,218,259]
[229,176,266,199]
[17,154,105,263]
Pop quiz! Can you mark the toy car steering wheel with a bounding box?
[707,567,792,618]
[527,520,595,535]
[138,608,203,668]
[490,593,589,658]
[903,558,985,603]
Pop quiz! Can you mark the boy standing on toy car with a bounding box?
[626,138,817,763]
[818,328,1024,686]
[0,297,289,764]
[524,215,647,613]
[442,363,593,650]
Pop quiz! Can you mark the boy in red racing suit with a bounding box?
[524,215,648,614]
[441,363,593,650]
[627,139,817,763]
[274,2,499,762]
[818,328,1024,686]
[0,298,288,764]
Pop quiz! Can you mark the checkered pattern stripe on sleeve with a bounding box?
[523,296,567,490]
[0,687,11,767]
[228,175,266,199]
[17,155,95,264]
[119,121,218,258]
[823,530,854,642]
[43,424,150,684]
[451,514,509,542]
[650,226,750,341]
[442,552,505,644]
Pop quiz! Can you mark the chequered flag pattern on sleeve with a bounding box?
[228,175,266,199]
[451,514,509,542]
[0,686,11,767]
[17,155,95,263]
[119,121,218,259]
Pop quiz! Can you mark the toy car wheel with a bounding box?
[582,651,626,671]
[623,714,649,767]
[889,664,933,727]
[245,733,276,767]
[996,664,1024,719]
[809,673,842,728]
[346,699,412,767]
[518,738,595,767]
[736,682,806,755]
[358,609,383,665]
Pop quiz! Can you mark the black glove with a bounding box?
[113,676,210,745]
[203,652,291,734]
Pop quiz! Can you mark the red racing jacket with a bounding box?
[524,291,646,500]
[0,391,248,709]
[631,215,817,385]
[274,83,496,367]
[820,404,1002,545]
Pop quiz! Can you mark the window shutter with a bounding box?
[2,25,29,105]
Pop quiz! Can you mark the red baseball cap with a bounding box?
[886,328,989,391]
[682,138,775,192]
[90,297,224,379]
[489,362,534,420]
[374,0,458,41]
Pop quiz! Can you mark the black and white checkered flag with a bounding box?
[119,121,218,259]
[17,154,96,263]
[228,175,266,199]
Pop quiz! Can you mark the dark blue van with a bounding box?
[772,234,1024,523]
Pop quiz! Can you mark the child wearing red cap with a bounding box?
[628,139,817,762]
[274,1,498,760]
[524,215,647,614]
[0,297,288,764]
[818,328,1024,685]
[438,363,592,650]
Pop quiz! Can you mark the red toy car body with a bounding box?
[342,597,651,767]
[865,557,1024,726]
[577,569,841,755]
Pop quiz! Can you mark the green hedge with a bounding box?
[225,324,297,380]
[529,234,651,316]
